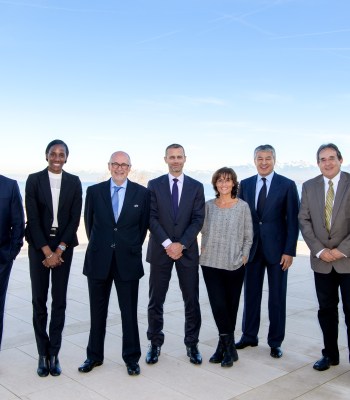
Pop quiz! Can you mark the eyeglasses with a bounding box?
[110,162,130,169]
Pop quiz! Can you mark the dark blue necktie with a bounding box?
[112,186,122,222]
[257,177,267,218]
[172,178,179,218]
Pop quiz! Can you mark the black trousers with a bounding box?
[29,240,73,356]
[314,268,350,362]
[147,260,201,347]
[241,243,288,348]
[202,265,245,335]
[86,254,141,364]
[0,260,13,349]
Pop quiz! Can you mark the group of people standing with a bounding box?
[0,140,349,378]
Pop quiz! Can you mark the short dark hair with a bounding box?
[254,144,276,160]
[165,143,185,156]
[45,139,69,159]
[316,143,342,162]
[211,167,238,199]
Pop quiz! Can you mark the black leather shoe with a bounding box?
[145,344,161,364]
[186,345,202,365]
[313,356,339,371]
[37,356,49,377]
[270,347,283,358]
[235,339,258,350]
[49,355,62,376]
[78,359,103,373]
[126,362,140,376]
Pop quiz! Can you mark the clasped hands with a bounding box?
[320,248,345,263]
[42,250,64,268]
[165,242,183,260]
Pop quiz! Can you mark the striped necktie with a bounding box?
[325,180,334,232]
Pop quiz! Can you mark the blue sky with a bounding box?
[1,0,350,176]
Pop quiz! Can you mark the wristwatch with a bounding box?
[58,244,66,252]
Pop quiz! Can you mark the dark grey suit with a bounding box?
[146,174,205,346]
[299,171,350,361]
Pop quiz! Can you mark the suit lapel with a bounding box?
[58,171,69,212]
[177,175,190,220]
[159,175,173,219]
[331,172,349,226]
[262,174,276,217]
[102,179,115,222]
[247,176,258,217]
[314,176,326,226]
[39,169,53,218]
[118,180,135,222]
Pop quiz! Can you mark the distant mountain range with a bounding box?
[10,162,350,189]
[72,162,350,188]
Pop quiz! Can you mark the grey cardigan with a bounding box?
[199,198,253,270]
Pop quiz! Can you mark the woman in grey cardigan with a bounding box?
[200,167,253,367]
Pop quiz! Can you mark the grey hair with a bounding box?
[254,144,276,160]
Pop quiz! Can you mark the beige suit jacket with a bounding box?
[299,171,350,273]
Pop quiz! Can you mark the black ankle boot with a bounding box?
[37,355,49,377]
[49,355,62,376]
[209,336,224,363]
[220,334,238,367]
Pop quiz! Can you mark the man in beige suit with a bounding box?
[299,143,350,371]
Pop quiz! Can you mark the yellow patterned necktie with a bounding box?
[325,180,334,232]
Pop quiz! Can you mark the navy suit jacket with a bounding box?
[25,168,82,250]
[146,174,205,266]
[0,175,25,264]
[239,172,300,264]
[83,179,150,281]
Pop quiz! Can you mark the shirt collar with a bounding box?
[110,178,128,190]
[323,171,341,185]
[168,173,184,184]
[257,171,274,183]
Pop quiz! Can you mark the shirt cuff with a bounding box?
[162,239,172,248]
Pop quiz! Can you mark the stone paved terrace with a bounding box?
[1,239,349,400]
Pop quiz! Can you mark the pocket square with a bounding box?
[134,204,139,207]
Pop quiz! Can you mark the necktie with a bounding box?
[172,178,179,218]
[112,186,122,222]
[325,180,334,232]
[257,177,267,218]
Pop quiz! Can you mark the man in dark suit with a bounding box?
[0,175,25,350]
[235,144,300,358]
[25,139,82,377]
[78,151,150,376]
[299,143,350,371]
[145,143,205,365]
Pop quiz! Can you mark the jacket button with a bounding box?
[111,244,115,248]
[259,221,263,225]
[114,228,118,231]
